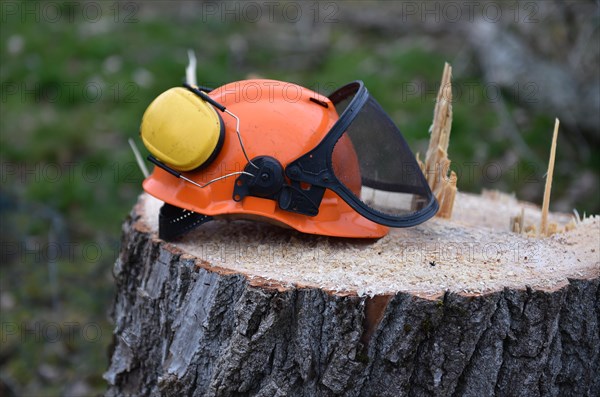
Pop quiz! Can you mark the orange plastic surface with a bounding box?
[142,79,389,238]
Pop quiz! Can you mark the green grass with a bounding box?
[1,1,598,395]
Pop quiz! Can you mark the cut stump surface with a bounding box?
[105,192,599,397]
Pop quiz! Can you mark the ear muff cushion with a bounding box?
[197,110,225,171]
[140,87,223,171]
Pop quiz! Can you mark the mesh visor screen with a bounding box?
[331,97,431,216]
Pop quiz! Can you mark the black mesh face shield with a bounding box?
[285,81,439,227]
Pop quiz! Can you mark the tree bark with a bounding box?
[104,193,599,397]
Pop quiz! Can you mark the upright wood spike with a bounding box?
[418,62,457,218]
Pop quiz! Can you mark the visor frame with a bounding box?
[285,81,439,227]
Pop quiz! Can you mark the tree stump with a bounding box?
[104,192,599,397]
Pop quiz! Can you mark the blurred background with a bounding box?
[1,1,598,395]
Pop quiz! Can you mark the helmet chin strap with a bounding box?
[147,155,253,189]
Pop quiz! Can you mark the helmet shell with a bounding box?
[142,79,389,238]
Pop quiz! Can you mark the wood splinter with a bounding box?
[509,118,578,237]
[540,118,560,236]
[418,62,457,219]
[510,207,526,234]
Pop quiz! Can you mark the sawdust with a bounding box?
[139,192,599,298]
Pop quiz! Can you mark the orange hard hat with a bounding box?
[140,79,438,239]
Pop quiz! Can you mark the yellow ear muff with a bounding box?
[140,87,224,172]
